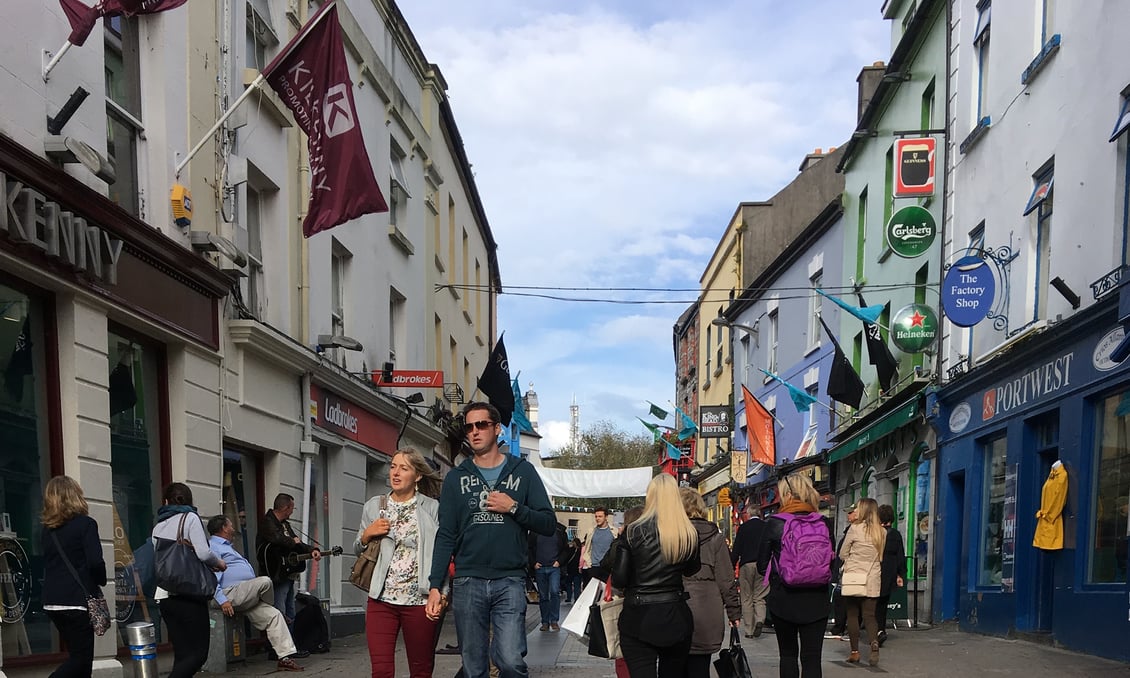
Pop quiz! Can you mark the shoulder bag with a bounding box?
[154,514,218,598]
[713,627,753,678]
[349,540,380,592]
[50,531,111,636]
[586,576,623,659]
[841,557,877,597]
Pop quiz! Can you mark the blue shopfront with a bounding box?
[932,301,1130,660]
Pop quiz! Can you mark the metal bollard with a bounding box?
[124,621,159,678]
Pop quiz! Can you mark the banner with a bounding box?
[533,466,653,498]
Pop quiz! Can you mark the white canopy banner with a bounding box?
[533,465,654,498]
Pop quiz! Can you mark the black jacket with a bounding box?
[730,517,766,567]
[527,523,568,569]
[611,518,700,599]
[879,526,906,597]
[756,509,833,624]
[41,515,107,607]
[256,510,312,580]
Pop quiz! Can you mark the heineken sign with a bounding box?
[885,205,937,258]
[891,303,939,353]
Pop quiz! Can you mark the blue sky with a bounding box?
[398,1,890,453]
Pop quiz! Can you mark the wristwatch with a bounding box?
[507,502,519,515]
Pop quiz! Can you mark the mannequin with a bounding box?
[1033,461,1067,550]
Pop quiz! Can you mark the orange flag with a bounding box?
[742,385,775,467]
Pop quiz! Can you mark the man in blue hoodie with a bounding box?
[425,402,556,678]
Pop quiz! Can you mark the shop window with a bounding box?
[0,286,54,658]
[1089,391,1130,584]
[105,16,143,216]
[913,458,931,578]
[222,449,262,559]
[303,450,331,598]
[979,436,1008,586]
[108,330,166,643]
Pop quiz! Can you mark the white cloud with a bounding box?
[397,1,888,438]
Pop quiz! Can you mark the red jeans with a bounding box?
[365,598,438,678]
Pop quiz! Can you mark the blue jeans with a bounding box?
[273,578,296,629]
[534,565,561,624]
[452,576,528,678]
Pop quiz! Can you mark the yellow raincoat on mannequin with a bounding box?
[1033,463,1067,550]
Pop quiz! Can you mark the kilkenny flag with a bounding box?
[858,293,898,393]
[819,316,865,409]
[638,418,663,443]
[741,385,775,467]
[511,377,535,433]
[816,288,885,325]
[476,334,514,426]
[648,401,669,420]
[675,406,697,440]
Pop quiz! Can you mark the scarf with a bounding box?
[779,498,817,514]
[156,504,198,524]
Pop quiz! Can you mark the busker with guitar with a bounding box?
[257,493,321,636]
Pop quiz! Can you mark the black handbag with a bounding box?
[50,531,111,636]
[586,577,623,659]
[154,514,217,598]
[713,627,754,678]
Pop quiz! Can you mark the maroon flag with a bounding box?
[60,0,188,46]
[263,2,388,237]
[111,0,189,14]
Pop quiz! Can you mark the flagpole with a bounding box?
[174,74,264,177]
[42,41,73,81]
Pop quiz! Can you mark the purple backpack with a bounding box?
[769,512,833,587]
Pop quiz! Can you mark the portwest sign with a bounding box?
[891,304,938,353]
[894,137,936,197]
[699,405,732,438]
[372,369,444,388]
[942,255,995,327]
[0,171,122,284]
[981,352,1075,422]
[885,206,937,258]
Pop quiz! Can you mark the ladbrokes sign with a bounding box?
[310,384,397,452]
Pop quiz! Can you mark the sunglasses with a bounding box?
[464,420,496,432]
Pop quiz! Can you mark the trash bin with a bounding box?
[124,621,158,678]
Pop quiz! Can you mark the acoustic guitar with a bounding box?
[258,544,344,581]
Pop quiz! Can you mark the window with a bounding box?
[921,78,936,130]
[979,436,1008,586]
[901,1,917,33]
[245,0,278,70]
[808,272,822,347]
[1115,92,1130,265]
[1089,391,1130,584]
[1040,0,1056,45]
[462,229,469,311]
[330,243,350,364]
[715,307,724,372]
[447,196,456,284]
[1025,164,1054,319]
[389,150,411,229]
[245,185,265,319]
[705,325,712,378]
[766,310,778,374]
[883,146,894,228]
[222,449,261,558]
[105,16,143,216]
[974,0,991,121]
[475,260,482,327]
[968,221,986,255]
[856,188,868,280]
[434,315,442,371]
[389,287,406,363]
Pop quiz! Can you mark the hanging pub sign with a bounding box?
[699,405,732,438]
[891,303,939,353]
[886,205,937,258]
[731,449,748,482]
[942,255,996,327]
[894,137,936,197]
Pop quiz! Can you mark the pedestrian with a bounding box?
[424,402,557,678]
[827,503,858,640]
[838,498,885,667]
[581,507,617,584]
[40,475,107,678]
[610,474,700,678]
[679,488,741,678]
[257,493,322,634]
[528,521,568,631]
[599,506,644,678]
[153,482,226,678]
[207,516,305,672]
[757,473,833,678]
[730,504,768,638]
[354,448,445,678]
[875,504,906,646]
[562,537,582,603]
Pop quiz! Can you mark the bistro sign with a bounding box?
[0,171,122,284]
[699,405,732,438]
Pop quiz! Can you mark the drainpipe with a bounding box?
[299,372,317,591]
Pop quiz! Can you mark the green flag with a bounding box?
[638,417,662,442]
[648,402,668,420]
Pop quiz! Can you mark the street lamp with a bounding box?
[387,391,425,446]
[712,315,761,345]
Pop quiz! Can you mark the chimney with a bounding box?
[857,61,886,124]
[798,147,826,172]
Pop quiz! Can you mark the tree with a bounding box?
[548,420,660,512]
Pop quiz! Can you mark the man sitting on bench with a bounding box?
[207,515,306,672]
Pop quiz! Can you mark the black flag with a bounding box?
[476,333,515,427]
[4,316,33,401]
[820,316,865,409]
[858,293,898,393]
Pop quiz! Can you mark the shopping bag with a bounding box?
[586,578,623,659]
[713,627,753,678]
[561,578,602,636]
[154,515,217,598]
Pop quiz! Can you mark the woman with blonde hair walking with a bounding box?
[838,498,885,666]
[40,475,107,678]
[355,448,444,678]
[611,473,700,678]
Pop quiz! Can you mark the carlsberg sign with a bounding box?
[885,205,937,259]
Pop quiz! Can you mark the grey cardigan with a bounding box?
[353,494,444,601]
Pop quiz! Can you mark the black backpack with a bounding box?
[293,592,331,654]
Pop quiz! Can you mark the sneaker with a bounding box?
[839,634,850,642]
[824,631,840,639]
[540,623,549,632]
[752,622,763,638]
[436,645,461,655]
[550,623,560,631]
[277,657,305,672]
[877,630,888,647]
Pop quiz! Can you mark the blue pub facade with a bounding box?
[932,297,1130,660]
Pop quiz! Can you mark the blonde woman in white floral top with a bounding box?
[355,448,444,678]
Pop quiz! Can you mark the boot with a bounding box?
[869,640,880,666]
[846,650,860,663]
